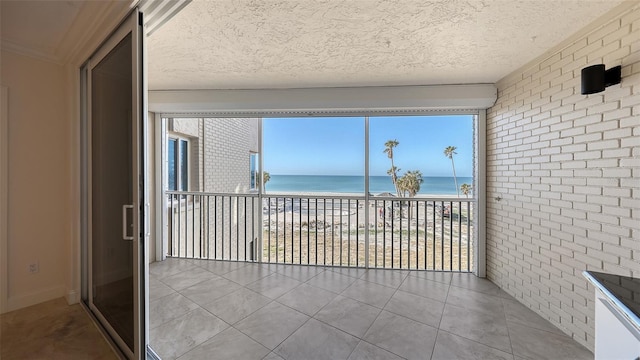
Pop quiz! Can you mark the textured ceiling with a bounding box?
[147,0,626,90]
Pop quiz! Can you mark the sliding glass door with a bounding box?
[84,9,146,359]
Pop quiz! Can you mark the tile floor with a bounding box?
[0,297,118,359]
[150,258,593,360]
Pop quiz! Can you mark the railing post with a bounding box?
[364,116,370,269]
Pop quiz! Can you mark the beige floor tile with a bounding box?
[275,319,359,360]
[146,261,594,360]
[0,298,117,360]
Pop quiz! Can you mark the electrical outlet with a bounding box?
[28,261,39,274]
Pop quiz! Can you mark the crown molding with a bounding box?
[61,1,135,66]
[1,40,63,65]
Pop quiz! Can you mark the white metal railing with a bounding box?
[166,191,474,272]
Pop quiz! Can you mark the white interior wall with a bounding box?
[0,0,135,312]
[1,51,69,311]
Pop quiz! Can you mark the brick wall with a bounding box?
[202,118,259,193]
[486,5,640,351]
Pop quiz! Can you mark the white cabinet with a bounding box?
[595,289,640,360]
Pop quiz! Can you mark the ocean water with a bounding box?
[265,175,473,195]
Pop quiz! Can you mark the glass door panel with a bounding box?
[86,10,144,359]
[91,31,134,350]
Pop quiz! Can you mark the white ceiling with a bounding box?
[147,0,627,90]
[1,0,83,62]
[0,0,629,90]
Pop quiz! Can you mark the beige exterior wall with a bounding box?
[1,51,70,310]
[486,5,640,351]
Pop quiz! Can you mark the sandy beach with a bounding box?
[261,197,473,271]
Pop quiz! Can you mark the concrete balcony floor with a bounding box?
[150,258,592,360]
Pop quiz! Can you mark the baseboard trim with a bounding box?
[65,289,79,305]
[6,285,65,312]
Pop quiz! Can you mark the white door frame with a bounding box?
[84,9,145,359]
[1,86,8,314]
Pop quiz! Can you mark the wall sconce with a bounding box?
[581,64,621,95]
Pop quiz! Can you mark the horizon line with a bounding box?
[268,174,473,178]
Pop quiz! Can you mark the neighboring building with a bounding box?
[168,117,260,194]
[166,117,261,261]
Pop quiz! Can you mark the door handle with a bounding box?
[122,204,134,241]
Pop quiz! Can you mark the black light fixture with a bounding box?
[581,64,622,95]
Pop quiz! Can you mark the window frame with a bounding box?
[167,135,190,192]
[157,110,485,276]
[250,152,259,191]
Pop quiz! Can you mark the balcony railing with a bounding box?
[166,191,474,272]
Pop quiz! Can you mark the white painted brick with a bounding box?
[603,107,631,121]
[561,39,587,58]
[564,57,588,76]
[587,139,619,151]
[602,167,632,178]
[574,95,604,111]
[573,151,601,160]
[604,45,631,64]
[561,160,587,169]
[486,6,640,352]
[603,24,632,45]
[622,8,640,26]
[602,263,632,276]
[561,93,587,107]
[620,93,640,108]
[602,148,640,158]
[573,219,601,232]
[561,109,587,122]
[587,159,619,170]
[551,104,575,117]
[540,53,562,69]
[603,85,632,103]
[574,41,604,60]
[621,27,640,47]
[588,20,623,44]
[573,252,603,269]
[541,100,563,113]
[587,41,621,62]
[550,72,574,88]
[573,132,602,144]
[561,126,586,137]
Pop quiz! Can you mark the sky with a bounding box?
[263,115,474,177]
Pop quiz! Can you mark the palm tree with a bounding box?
[384,140,401,197]
[460,183,472,198]
[398,170,423,197]
[397,170,423,219]
[386,166,400,188]
[444,146,459,197]
[256,171,270,191]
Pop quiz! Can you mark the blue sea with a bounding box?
[265,175,472,195]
